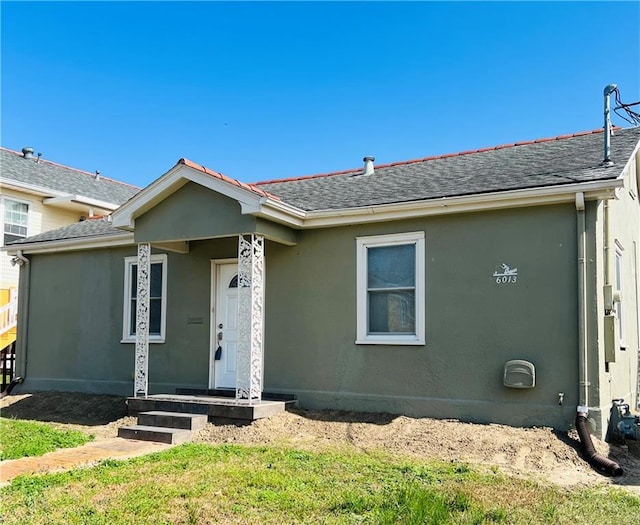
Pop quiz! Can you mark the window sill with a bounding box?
[356,337,425,346]
[120,338,165,344]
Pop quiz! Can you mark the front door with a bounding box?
[212,263,238,389]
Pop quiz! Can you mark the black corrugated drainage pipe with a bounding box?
[0,377,24,399]
[575,412,623,476]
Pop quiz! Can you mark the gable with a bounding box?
[134,181,296,245]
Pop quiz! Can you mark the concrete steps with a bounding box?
[118,411,208,444]
[127,394,292,420]
[137,410,208,430]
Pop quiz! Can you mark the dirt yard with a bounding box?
[2,391,640,493]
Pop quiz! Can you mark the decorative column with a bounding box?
[134,242,151,397]
[236,234,264,403]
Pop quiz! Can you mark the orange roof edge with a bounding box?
[177,158,281,201]
[253,127,619,186]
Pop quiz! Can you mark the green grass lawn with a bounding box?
[0,418,92,460]
[1,443,638,524]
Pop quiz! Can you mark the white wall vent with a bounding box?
[503,360,535,389]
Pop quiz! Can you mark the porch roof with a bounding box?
[6,216,123,245]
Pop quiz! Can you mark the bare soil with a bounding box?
[2,391,640,493]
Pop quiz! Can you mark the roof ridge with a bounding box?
[254,127,622,186]
[0,147,141,190]
[178,158,281,201]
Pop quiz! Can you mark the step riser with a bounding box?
[128,398,289,421]
[175,388,297,402]
[129,399,208,416]
[137,412,207,431]
[118,426,191,445]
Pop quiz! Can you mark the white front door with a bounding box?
[212,263,239,389]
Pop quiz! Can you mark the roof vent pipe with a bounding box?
[94,170,100,181]
[21,147,34,159]
[363,156,375,176]
[603,84,617,167]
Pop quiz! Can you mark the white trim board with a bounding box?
[6,178,625,255]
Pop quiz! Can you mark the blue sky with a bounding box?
[2,1,639,187]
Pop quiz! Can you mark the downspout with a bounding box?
[575,193,623,476]
[576,192,589,410]
[15,250,30,384]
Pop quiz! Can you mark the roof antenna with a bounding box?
[603,84,617,167]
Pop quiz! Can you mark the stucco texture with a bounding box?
[19,199,585,431]
[264,204,579,429]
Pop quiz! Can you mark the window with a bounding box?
[615,243,624,347]
[3,198,29,245]
[122,254,167,343]
[356,232,425,345]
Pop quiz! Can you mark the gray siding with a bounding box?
[264,204,579,428]
[19,202,589,430]
[22,239,236,395]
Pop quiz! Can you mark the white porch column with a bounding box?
[134,242,151,397]
[236,234,264,403]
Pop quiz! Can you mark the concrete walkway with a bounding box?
[1,438,173,485]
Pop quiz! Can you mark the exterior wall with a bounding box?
[263,203,581,430]
[17,200,587,431]
[17,239,237,395]
[593,151,640,432]
[1,187,81,290]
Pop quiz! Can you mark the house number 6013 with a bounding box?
[493,263,518,285]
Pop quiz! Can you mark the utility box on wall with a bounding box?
[503,360,536,389]
[604,314,618,363]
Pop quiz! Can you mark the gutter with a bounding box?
[0,180,121,210]
[5,232,134,255]
[4,178,626,255]
[258,178,624,229]
[43,195,119,213]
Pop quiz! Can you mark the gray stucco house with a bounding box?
[6,126,640,437]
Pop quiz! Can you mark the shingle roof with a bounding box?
[7,126,640,248]
[255,127,640,211]
[8,217,125,245]
[0,147,140,205]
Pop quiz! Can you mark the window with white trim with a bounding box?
[122,254,167,343]
[356,232,425,345]
[3,198,29,246]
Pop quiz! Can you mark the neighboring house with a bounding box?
[0,146,139,373]
[5,127,640,438]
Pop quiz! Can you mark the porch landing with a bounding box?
[127,394,293,421]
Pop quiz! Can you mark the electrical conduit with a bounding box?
[575,193,623,476]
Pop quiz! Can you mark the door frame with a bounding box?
[209,258,237,389]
